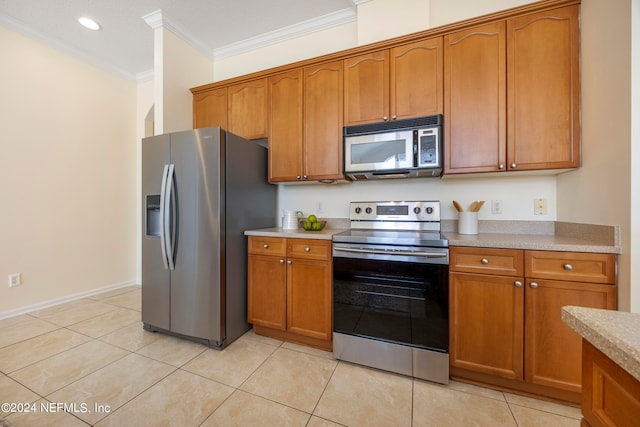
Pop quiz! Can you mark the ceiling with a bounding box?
[0,0,358,81]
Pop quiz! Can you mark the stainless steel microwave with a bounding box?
[343,115,443,180]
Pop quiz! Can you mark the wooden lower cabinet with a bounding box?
[450,247,617,403]
[449,272,524,380]
[581,339,640,427]
[247,236,332,350]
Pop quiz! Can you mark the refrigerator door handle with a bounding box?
[159,164,170,269]
[165,164,176,271]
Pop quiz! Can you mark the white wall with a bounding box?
[160,29,214,133]
[557,0,634,311]
[357,0,431,45]
[0,25,137,315]
[214,22,357,81]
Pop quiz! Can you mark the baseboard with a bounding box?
[0,280,139,320]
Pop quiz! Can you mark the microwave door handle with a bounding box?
[372,171,411,177]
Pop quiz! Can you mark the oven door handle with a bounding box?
[333,247,447,258]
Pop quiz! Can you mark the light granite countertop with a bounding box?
[562,306,640,382]
[245,220,621,253]
[244,227,347,240]
[444,232,620,254]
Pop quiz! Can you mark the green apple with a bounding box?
[308,214,318,223]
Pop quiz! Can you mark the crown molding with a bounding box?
[142,9,213,60]
[212,7,357,60]
[0,12,137,81]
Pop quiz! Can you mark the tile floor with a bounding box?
[0,285,583,426]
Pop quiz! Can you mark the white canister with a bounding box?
[458,212,478,235]
[282,210,302,230]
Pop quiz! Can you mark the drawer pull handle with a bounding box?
[263,244,269,248]
[481,258,489,265]
[563,263,573,271]
[530,282,539,288]
[515,281,522,287]
[305,247,311,252]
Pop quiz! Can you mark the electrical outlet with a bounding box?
[8,273,21,288]
[491,200,503,214]
[534,198,548,215]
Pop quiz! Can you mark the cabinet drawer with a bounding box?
[248,236,286,256]
[450,247,524,276]
[287,239,332,261]
[525,251,616,284]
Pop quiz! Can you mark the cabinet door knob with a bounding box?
[563,263,573,271]
[391,115,397,120]
[481,258,489,265]
[515,281,523,287]
[263,244,269,248]
[296,175,301,180]
[287,260,292,264]
[280,259,284,264]
[305,247,310,252]
[498,164,505,170]
[383,116,389,121]
[511,163,517,169]
[303,175,308,180]
[530,282,539,288]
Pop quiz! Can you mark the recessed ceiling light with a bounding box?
[78,17,101,31]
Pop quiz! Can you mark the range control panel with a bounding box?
[349,201,441,222]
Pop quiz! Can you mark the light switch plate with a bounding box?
[534,198,548,215]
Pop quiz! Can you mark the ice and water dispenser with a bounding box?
[145,195,161,237]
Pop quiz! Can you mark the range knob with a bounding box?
[354,207,362,214]
[413,207,421,214]
[365,207,373,214]
[426,206,434,214]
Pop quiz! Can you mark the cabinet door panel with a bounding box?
[228,79,268,140]
[248,254,286,330]
[287,259,332,340]
[304,61,344,181]
[507,6,580,170]
[344,51,389,126]
[450,272,524,379]
[268,70,303,182]
[391,37,443,119]
[193,88,227,129]
[525,279,616,392]
[444,22,506,174]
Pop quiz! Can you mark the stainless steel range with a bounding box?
[332,201,449,384]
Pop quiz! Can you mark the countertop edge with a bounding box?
[561,306,640,382]
[244,227,347,240]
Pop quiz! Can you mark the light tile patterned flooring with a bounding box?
[0,286,582,426]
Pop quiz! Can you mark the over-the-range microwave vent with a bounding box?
[344,114,443,137]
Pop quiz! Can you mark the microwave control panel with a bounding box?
[415,128,440,167]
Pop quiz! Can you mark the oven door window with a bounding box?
[333,256,449,352]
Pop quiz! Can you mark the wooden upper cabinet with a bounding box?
[304,60,345,182]
[227,79,268,140]
[444,21,507,174]
[391,38,443,120]
[193,88,227,129]
[344,50,389,126]
[268,70,303,182]
[269,62,345,183]
[507,5,580,171]
[344,37,443,126]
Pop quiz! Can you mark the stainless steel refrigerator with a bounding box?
[141,127,275,349]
